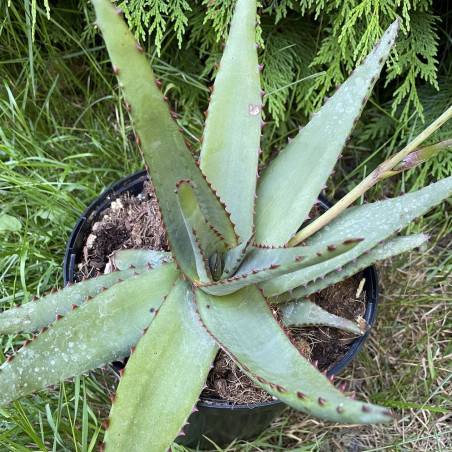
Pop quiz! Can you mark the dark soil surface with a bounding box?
[74,180,167,280]
[73,178,366,405]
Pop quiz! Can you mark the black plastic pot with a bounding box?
[64,169,379,450]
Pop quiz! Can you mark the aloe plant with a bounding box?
[1,0,451,450]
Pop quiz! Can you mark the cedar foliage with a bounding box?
[8,0,452,176]
[109,0,442,121]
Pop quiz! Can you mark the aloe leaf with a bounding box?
[254,20,400,246]
[195,285,393,424]
[273,234,429,303]
[177,180,230,255]
[104,278,217,452]
[199,239,361,296]
[221,233,255,278]
[0,264,179,407]
[92,0,236,278]
[111,249,172,271]
[199,0,261,241]
[261,178,452,297]
[281,301,369,335]
[177,180,239,283]
[240,240,361,274]
[0,267,149,334]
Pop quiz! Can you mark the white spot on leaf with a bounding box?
[248,104,261,116]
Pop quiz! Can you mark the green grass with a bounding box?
[1,2,451,451]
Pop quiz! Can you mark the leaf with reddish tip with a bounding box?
[254,20,400,246]
[261,178,451,297]
[0,267,149,335]
[199,239,361,296]
[104,278,217,452]
[273,234,429,303]
[200,0,261,241]
[0,263,179,407]
[111,249,172,271]
[91,0,236,279]
[281,301,369,335]
[195,285,393,424]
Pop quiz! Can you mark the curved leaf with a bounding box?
[254,20,400,246]
[261,178,452,296]
[0,264,179,406]
[273,233,429,303]
[199,239,361,296]
[221,233,255,278]
[92,0,235,279]
[281,301,368,335]
[195,285,392,424]
[177,180,231,283]
[104,278,217,452]
[0,267,148,334]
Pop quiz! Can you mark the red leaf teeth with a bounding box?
[344,238,364,244]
